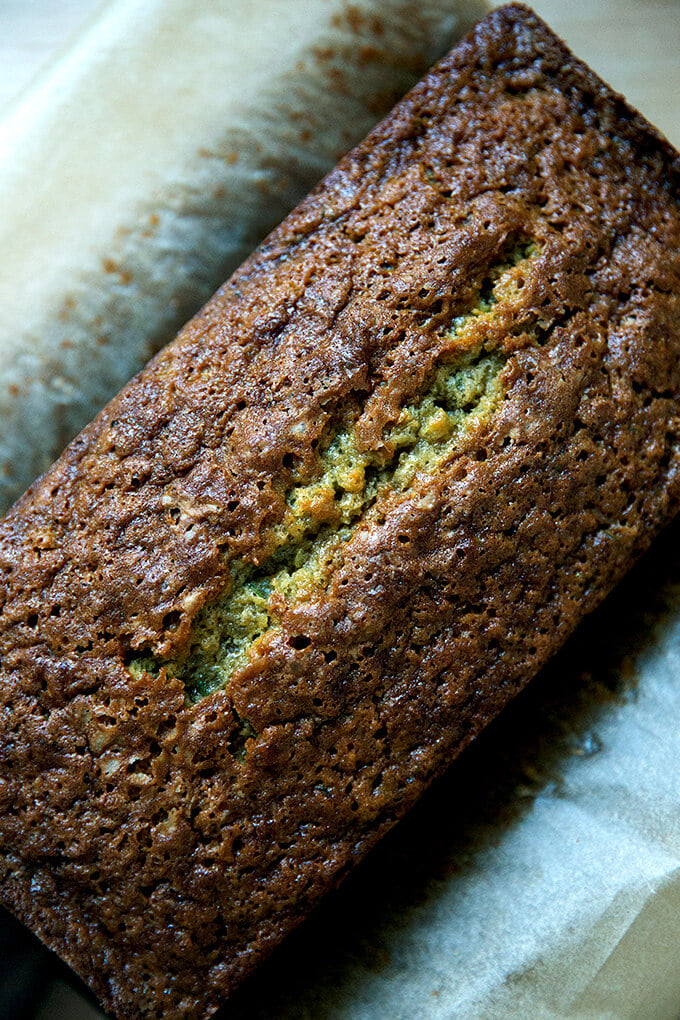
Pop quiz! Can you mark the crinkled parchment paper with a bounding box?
[2,2,680,1019]
[0,0,488,512]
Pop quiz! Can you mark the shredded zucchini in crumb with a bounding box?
[129,242,539,700]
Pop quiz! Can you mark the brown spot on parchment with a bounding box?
[101,258,132,285]
[58,295,77,321]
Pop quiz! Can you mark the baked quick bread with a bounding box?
[2,4,680,1017]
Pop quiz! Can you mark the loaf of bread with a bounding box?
[1,4,679,1018]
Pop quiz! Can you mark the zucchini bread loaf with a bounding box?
[2,4,680,1018]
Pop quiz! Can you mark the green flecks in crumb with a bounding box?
[227,714,257,760]
[129,242,539,704]
[133,564,275,698]
[144,348,503,701]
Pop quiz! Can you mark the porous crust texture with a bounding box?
[1,5,680,1018]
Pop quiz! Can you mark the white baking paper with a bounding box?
[0,0,488,512]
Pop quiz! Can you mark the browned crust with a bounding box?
[1,4,680,1017]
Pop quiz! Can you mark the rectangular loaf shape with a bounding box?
[2,4,680,1018]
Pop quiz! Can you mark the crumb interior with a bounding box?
[129,241,539,700]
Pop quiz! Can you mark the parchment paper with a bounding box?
[0,0,488,512]
[2,2,680,1019]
